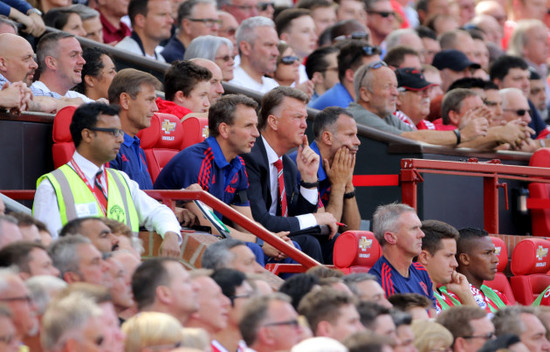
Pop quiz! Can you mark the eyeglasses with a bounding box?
[0,295,33,304]
[324,66,338,73]
[229,292,253,306]
[188,18,222,27]
[463,332,496,340]
[88,127,125,137]
[483,99,500,107]
[356,60,387,87]
[215,55,235,62]
[333,31,370,42]
[263,319,300,328]
[0,333,15,345]
[503,108,531,116]
[257,1,274,11]
[279,55,300,65]
[367,10,395,17]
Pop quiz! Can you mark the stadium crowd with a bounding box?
[1,0,550,350]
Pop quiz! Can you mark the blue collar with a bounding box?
[206,137,243,171]
[122,133,140,147]
[310,141,327,182]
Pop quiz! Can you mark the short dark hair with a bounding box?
[278,273,319,310]
[258,86,308,131]
[388,293,433,311]
[177,0,198,28]
[356,301,391,329]
[457,227,489,256]
[108,68,161,104]
[305,46,340,80]
[59,216,102,238]
[383,46,419,68]
[208,94,258,138]
[436,306,487,341]
[275,8,311,36]
[210,268,247,306]
[0,242,47,273]
[74,47,113,94]
[296,0,334,10]
[416,26,437,40]
[298,287,355,333]
[127,0,150,26]
[164,60,212,102]
[43,8,80,31]
[489,55,529,82]
[131,258,179,310]
[447,77,487,91]
[337,40,380,82]
[70,103,120,148]
[313,106,353,139]
[421,219,459,255]
[441,88,478,125]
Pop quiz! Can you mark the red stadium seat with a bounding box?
[181,116,209,150]
[484,237,516,304]
[510,238,550,305]
[137,113,184,184]
[333,231,382,274]
[52,106,77,168]
[528,149,550,236]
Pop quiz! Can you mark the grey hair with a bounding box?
[353,62,377,102]
[0,267,18,293]
[184,35,233,61]
[236,16,275,49]
[0,214,18,247]
[441,88,479,125]
[41,293,103,352]
[201,239,247,270]
[26,275,68,315]
[67,4,99,20]
[342,273,377,296]
[48,235,91,278]
[0,15,18,34]
[499,87,525,110]
[492,305,536,337]
[36,32,75,72]
[508,19,545,58]
[372,203,416,246]
[385,28,418,52]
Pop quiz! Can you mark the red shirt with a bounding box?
[156,97,193,119]
[431,118,457,131]
[99,10,131,45]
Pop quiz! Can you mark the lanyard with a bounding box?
[69,159,108,216]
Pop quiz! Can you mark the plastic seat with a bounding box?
[137,113,184,183]
[181,116,209,150]
[484,236,516,304]
[510,238,550,305]
[52,106,77,168]
[528,149,550,236]
[333,231,382,274]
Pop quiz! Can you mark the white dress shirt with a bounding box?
[33,151,181,240]
[229,66,279,94]
[30,80,95,103]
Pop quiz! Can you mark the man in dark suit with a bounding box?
[242,86,338,263]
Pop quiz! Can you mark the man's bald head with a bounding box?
[190,58,224,104]
[0,33,38,85]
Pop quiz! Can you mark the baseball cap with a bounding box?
[432,49,481,72]
[395,67,437,91]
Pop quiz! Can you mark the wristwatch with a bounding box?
[27,8,42,16]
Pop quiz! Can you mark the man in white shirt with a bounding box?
[33,103,182,257]
[229,16,279,94]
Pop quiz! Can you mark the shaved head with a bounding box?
[0,33,38,85]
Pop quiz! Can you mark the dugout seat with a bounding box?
[484,236,516,304]
[528,148,550,236]
[181,115,209,150]
[333,231,382,274]
[510,238,550,305]
[137,113,184,183]
[52,106,78,168]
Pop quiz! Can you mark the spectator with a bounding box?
[499,88,542,151]
[384,46,422,70]
[59,216,120,252]
[217,10,239,55]
[241,87,338,264]
[275,8,317,69]
[411,320,453,352]
[298,287,364,342]
[201,239,265,274]
[310,40,381,110]
[0,306,20,351]
[161,0,219,63]
[69,4,103,43]
[115,0,173,62]
[96,0,131,44]
[391,310,417,352]
[530,70,548,122]
[296,0,337,37]
[394,67,437,130]
[0,242,60,279]
[239,293,304,352]
[106,252,137,322]
[289,106,361,230]
[439,30,476,64]
[33,103,182,256]
[344,331,395,352]
[184,35,235,81]
[479,334,529,352]
[42,8,86,37]
[436,306,495,352]
[219,0,259,24]
[0,214,22,250]
[122,312,184,352]
[279,273,319,310]
[416,26,440,64]
[229,16,279,93]
[156,60,211,117]
[132,258,199,325]
[343,273,393,308]
[356,301,398,341]
[470,15,503,51]
[493,306,550,352]
[335,0,367,25]
[3,0,45,37]
[387,293,432,320]
[73,47,116,101]
[190,58,224,105]
[10,212,41,242]
[304,46,340,103]
[365,0,395,46]
[325,19,368,46]
[432,49,480,92]
[31,32,92,103]
[385,28,425,61]
[273,41,302,88]
[0,15,17,34]
[107,69,161,190]
[416,0,455,27]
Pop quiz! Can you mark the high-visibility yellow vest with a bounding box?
[34,164,139,234]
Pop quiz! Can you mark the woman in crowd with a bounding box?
[184,35,235,82]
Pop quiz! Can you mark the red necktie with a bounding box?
[94,170,108,210]
[273,159,288,217]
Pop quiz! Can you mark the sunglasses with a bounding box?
[463,332,496,340]
[503,108,531,116]
[356,60,388,87]
[367,10,395,17]
[333,31,370,42]
[264,319,300,328]
[188,18,222,27]
[279,55,300,65]
[257,1,274,11]
[215,55,235,62]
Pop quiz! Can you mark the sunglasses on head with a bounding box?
[334,31,370,42]
[367,10,395,17]
[504,108,531,116]
[357,61,388,87]
[279,55,300,65]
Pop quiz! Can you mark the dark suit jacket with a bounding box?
[241,136,318,233]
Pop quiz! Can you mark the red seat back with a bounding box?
[333,231,382,273]
[181,116,209,150]
[137,113,184,183]
[528,149,550,236]
[510,238,550,304]
[52,106,77,168]
[484,237,516,304]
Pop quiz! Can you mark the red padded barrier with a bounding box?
[333,231,382,273]
[52,106,77,168]
[510,238,550,305]
[484,237,516,304]
[529,149,550,236]
[181,116,208,150]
